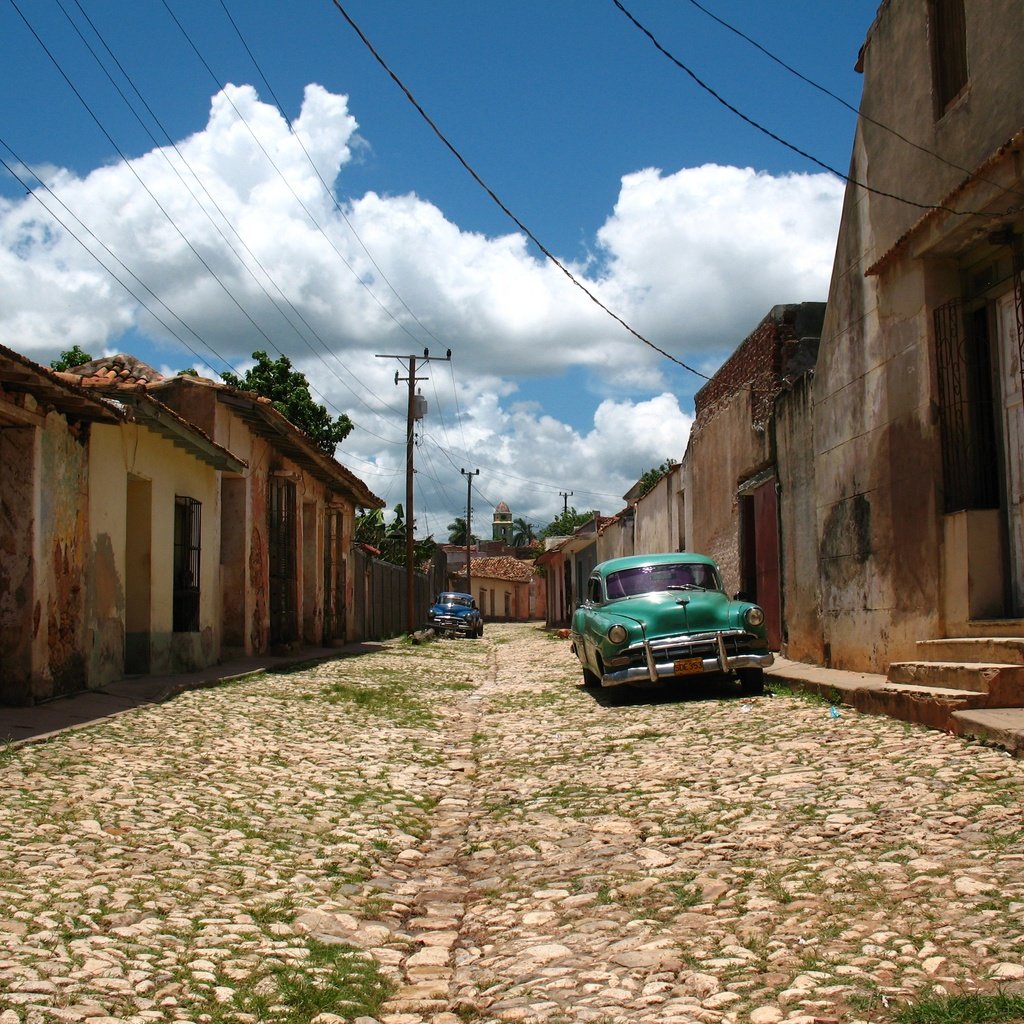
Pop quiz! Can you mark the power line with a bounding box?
[217,0,448,351]
[325,0,713,384]
[612,0,1017,221]
[56,0,405,439]
[681,0,1024,204]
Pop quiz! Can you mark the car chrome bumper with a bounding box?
[600,635,774,687]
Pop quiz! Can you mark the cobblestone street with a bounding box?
[2,623,1024,1024]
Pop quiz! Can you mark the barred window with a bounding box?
[930,0,968,115]
[934,300,999,512]
[173,496,201,632]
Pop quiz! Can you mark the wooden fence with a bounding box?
[351,547,446,641]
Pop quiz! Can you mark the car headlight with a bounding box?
[744,606,765,628]
[607,623,628,644]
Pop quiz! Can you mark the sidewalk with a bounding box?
[0,642,382,745]
[767,655,1024,757]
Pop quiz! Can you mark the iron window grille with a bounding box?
[173,496,201,633]
[934,299,999,512]
[269,477,298,644]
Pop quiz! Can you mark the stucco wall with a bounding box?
[632,467,683,555]
[88,421,222,685]
[857,0,1024,263]
[684,389,772,596]
[775,375,822,663]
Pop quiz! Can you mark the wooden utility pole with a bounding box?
[560,490,573,515]
[376,348,450,633]
[461,468,479,598]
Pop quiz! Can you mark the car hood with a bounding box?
[604,590,736,637]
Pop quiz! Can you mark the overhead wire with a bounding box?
[217,0,449,353]
[612,0,1019,220]
[55,0,406,444]
[325,0,714,385]
[681,0,1024,203]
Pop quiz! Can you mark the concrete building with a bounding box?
[65,356,384,655]
[802,0,1024,669]
[0,346,245,703]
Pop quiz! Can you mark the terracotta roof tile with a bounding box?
[463,556,536,583]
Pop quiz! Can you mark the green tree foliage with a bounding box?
[637,459,678,498]
[447,517,477,546]
[511,516,536,546]
[221,350,353,456]
[540,507,594,539]
[50,345,93,371]
[356,504,435,567]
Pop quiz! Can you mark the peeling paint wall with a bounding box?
[0,401,91,706]
[0,424,37,705]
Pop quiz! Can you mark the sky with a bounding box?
[0,0,880,540]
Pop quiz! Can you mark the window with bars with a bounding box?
[173,496,201,632]
[934,300,999,512]
[269,478,298,644]
[930,0,968,115]
[323,508,345,641]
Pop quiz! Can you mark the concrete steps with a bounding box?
[881,637,1024,736]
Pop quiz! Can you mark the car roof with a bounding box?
[439,591,473,599]
[593,552,718,576]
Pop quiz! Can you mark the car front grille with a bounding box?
[623,629,759,669]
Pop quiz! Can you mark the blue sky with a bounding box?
[0,0,879,535]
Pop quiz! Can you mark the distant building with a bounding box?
[493,500,513,544]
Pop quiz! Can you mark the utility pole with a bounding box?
[461,468,479,599]
[376,347,451,633]
[560,490,573,515]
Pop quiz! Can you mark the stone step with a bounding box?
[951,707,1024,757]
[915,636,1024,665]
[852,681,989,734]
[887,660,1024,699]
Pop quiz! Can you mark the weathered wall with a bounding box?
[38,413,90,697]
[0,424,38,704]
[774,375,822,663]
[857,0,1024,262]
[684,389,772,596]
[88,421,222,684]
[632,466,683,556]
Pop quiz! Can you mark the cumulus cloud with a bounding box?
[0,83,842,530]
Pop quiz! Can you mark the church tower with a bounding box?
[493,501,513,544]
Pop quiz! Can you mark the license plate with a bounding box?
[673,657,704,676]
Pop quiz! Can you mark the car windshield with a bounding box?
[438,593,473,607]
[604,562,722,599]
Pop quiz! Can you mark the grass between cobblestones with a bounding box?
[0,638,478,1024]
[4,625,1024,1024]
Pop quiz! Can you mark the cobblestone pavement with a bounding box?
[2,623,1024,1024]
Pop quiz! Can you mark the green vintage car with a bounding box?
[570,553,773,694]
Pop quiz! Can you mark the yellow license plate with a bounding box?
[673,657,704,676]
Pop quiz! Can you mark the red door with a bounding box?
[752,480,782,651]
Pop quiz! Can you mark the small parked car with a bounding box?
[427,591,483,638]
[570,553,773,694]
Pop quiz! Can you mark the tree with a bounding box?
[221,350,353,456]
[540,507,594,539]
[356,504,435,567]
[636,459,678,498]
[447,517,477,546]
[512,516,536,547]
[50,345,93,371]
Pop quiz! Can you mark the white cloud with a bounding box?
[0,84,840,532]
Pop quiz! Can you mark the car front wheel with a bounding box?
[739,668,765,696]
[582,666,601,688]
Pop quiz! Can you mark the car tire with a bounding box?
[739,668,765,696]
[582,667,601,688]
[476,623,484,638]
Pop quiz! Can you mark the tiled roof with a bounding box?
[62,353,165,388]
[463,556,536,583]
